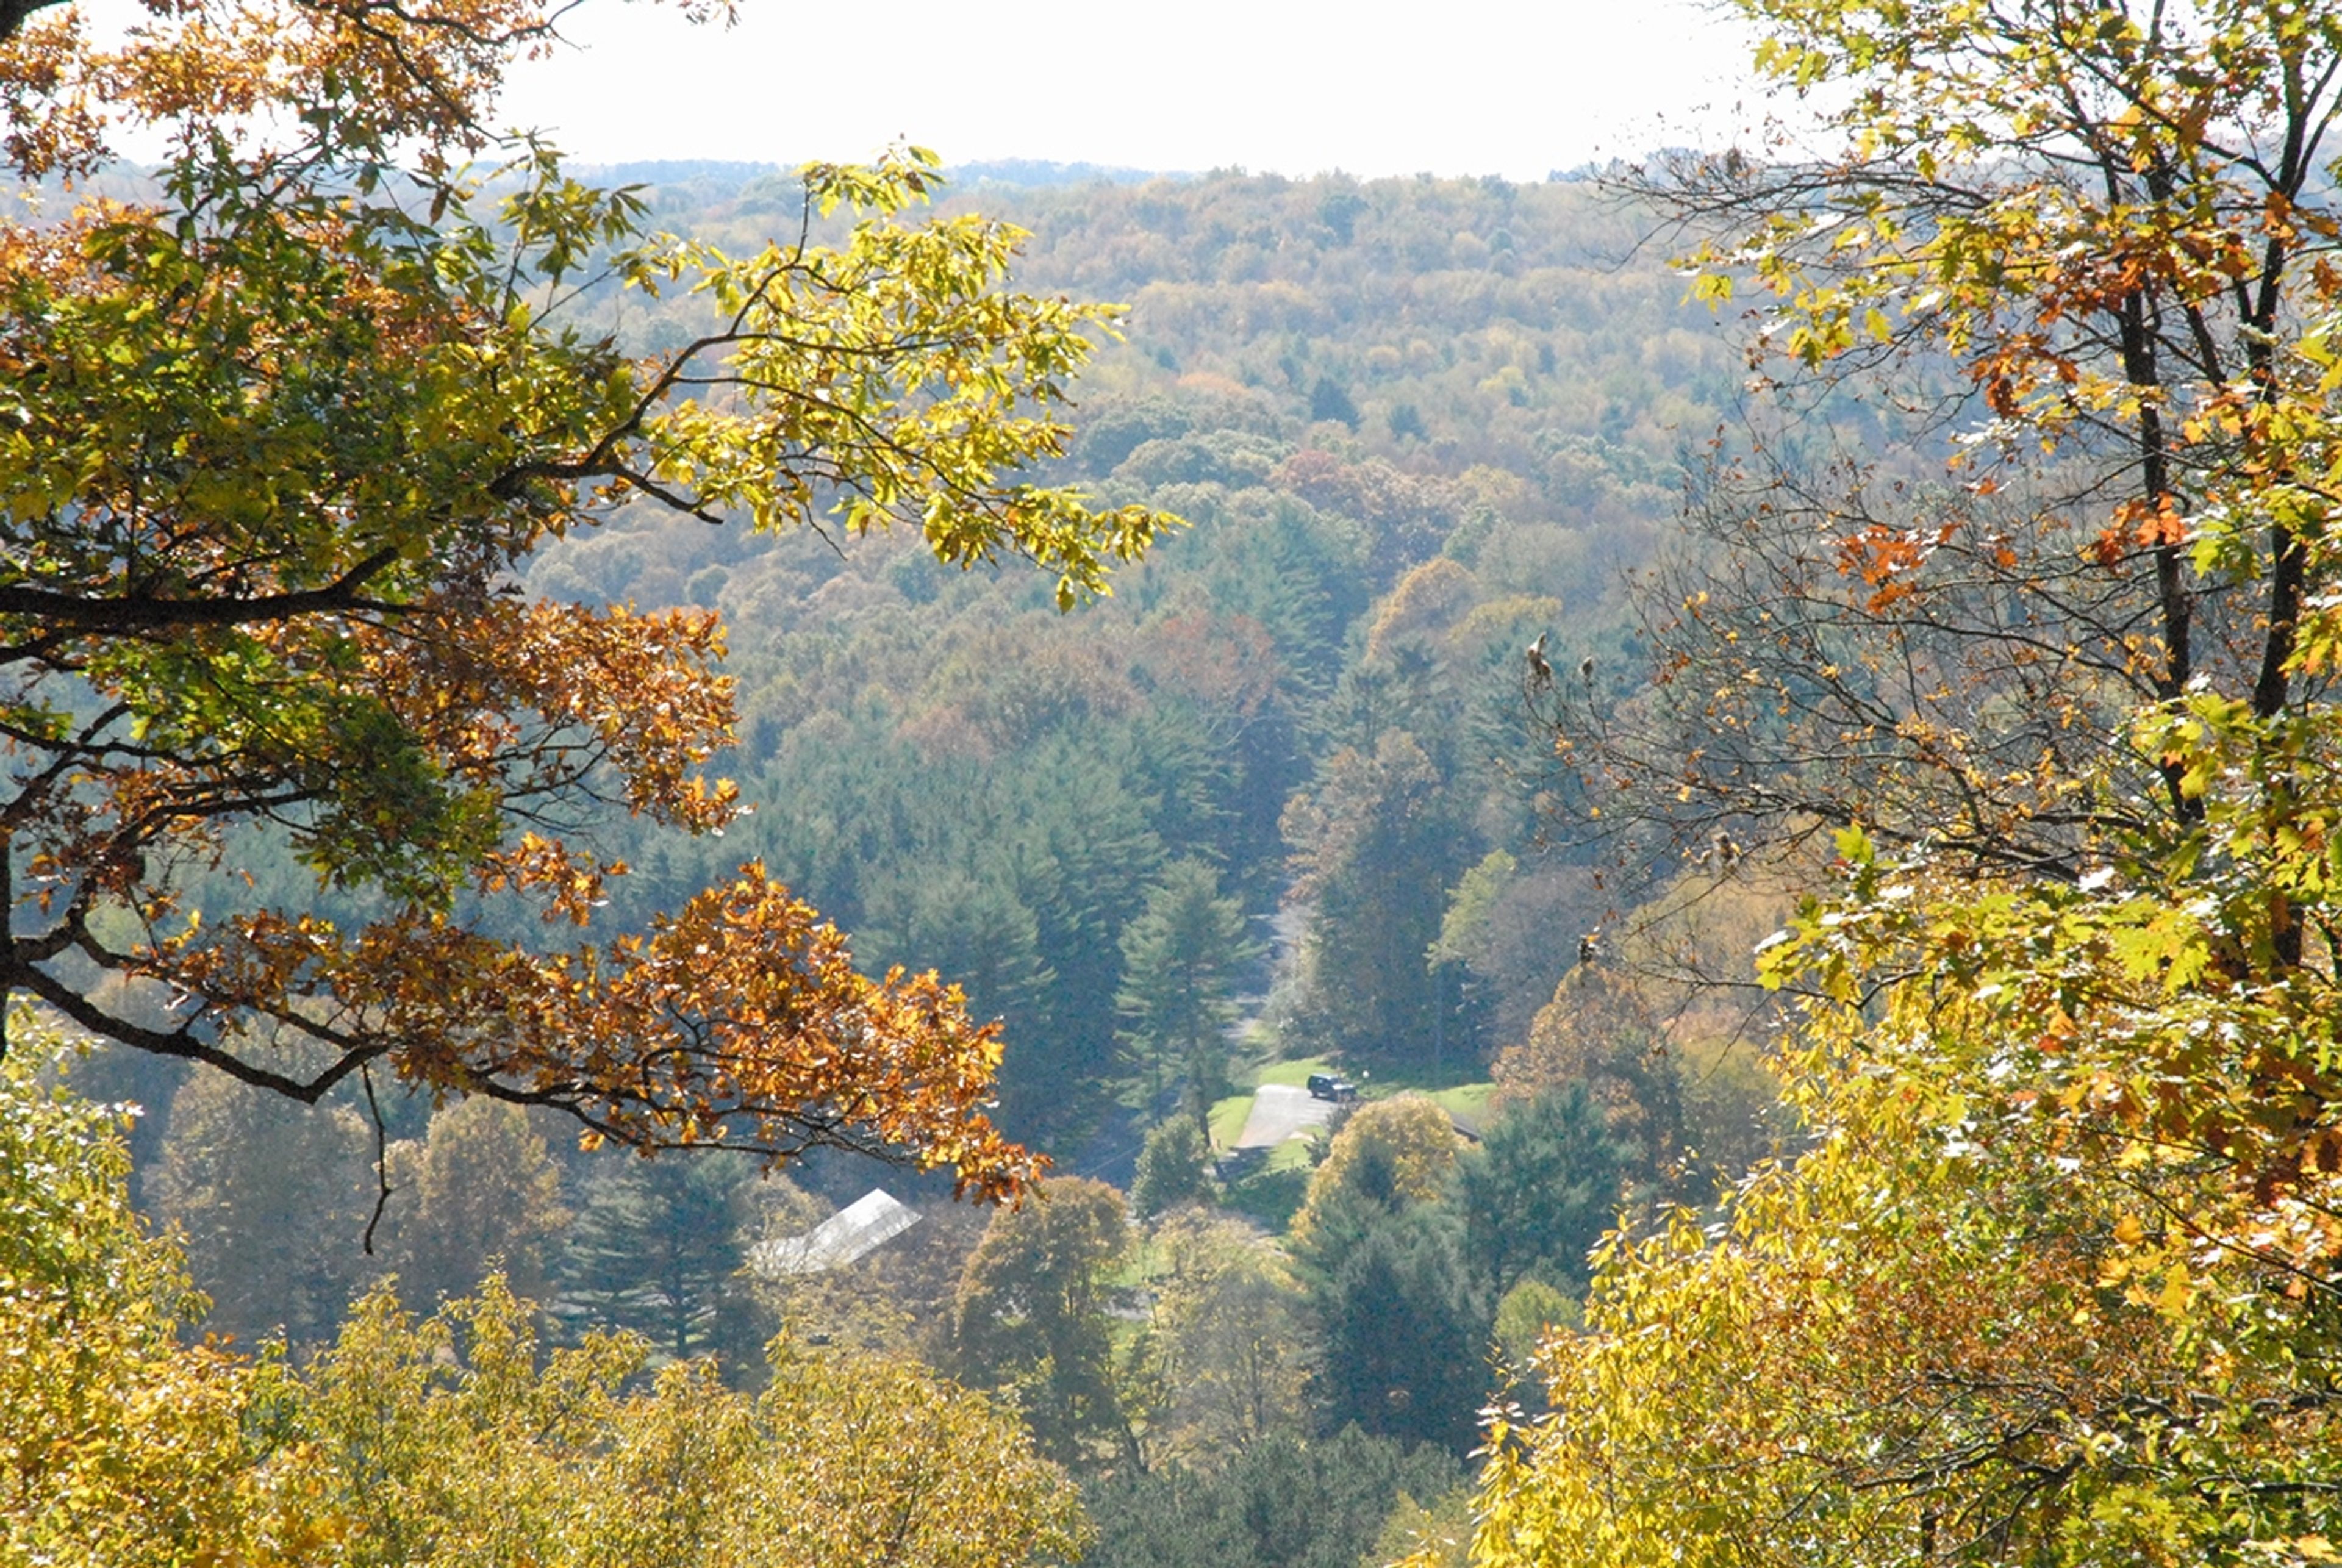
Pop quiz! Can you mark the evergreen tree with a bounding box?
[1311,1206,1487,1455]
[1283,731,1476,1064]
[1281,1100,1488,1455]
[868,862,1057,1038]
[1309,375,1361,430]
[1194,497,1370,701]
[1131,1115,1219,1220]
[1115,859,1259,1118]
[556,1155,765,1369]
[1008,743,1167,1104]
[1456,1083,1635,1295]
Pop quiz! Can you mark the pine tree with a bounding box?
[1115,860,1258,1119]
[556,1155,764,1367]
[1312,1208,1486,1455]
[1457,1083,1636,1295]
[1131,1115,1219,1220]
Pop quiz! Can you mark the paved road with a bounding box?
[1233,1083,1339,1148]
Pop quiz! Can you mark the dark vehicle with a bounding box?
[1306,1072,1359,1103]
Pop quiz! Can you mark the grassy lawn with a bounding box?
[1205,1091,1253,1151]
[1111,1231,1166,1289]
[1209,1056,1499,1146]
[1262,1134,1319,1174]
[1425,1080,1499,1131]
[1206,1056,1337,1152]
[1161,1062,1508,1245]
[1208,1063,1335,1234]
[1249,1056,1339,1089]
[1195,1057,1499,1236]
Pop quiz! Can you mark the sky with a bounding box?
[489,0,1769,181]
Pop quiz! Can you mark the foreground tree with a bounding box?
[1583,0,2342,1318]
[1460,834,2342,1567]
[0,1041,298,1563]
[0,1045,1087,1564]
[0,0,1167,1193]
[1551,0,2342,890]
[1452,7,2342,1564]
[298,1281,1090,1568]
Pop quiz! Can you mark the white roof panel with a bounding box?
[751,1188,921,1277]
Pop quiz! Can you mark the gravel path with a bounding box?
[1233,1083,1339,1148]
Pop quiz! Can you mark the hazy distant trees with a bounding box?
[380,1098,571,1311]
[149,1073,374,1349]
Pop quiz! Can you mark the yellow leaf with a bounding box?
[2156,1263,2190,1316]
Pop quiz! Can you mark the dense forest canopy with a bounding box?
[84,154,1751,1170]
[11,130,1765,1564]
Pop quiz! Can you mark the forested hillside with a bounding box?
[522,166,1747,1149]
[93,162,1760,1157]
[42,156,1783,1564]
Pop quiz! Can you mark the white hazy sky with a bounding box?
[487,0,1768,180]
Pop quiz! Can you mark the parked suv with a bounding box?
[1306,1072,1359,1103]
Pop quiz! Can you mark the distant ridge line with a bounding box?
[571,157,1189,193]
